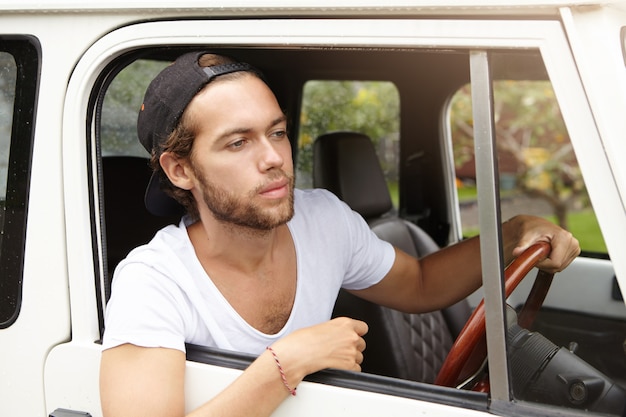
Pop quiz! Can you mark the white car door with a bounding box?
[45,13,626,417]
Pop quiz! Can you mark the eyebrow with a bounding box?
[213,114,287,144]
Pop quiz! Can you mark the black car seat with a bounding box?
[102,155,180,301]
[313,131,471,383]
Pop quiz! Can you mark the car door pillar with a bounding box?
[469,50,511,403]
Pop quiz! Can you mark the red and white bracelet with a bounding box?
[266,346,297,396]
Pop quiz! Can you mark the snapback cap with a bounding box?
[137,51,257,216]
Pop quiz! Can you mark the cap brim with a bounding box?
[145,171,186,217]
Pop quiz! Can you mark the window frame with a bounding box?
[69,17,622,415]
[0,35,40,328]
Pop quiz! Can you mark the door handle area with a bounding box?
[49,409,92,417]
[612,276,623,301]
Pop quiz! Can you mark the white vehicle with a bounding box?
[1,1,625,416]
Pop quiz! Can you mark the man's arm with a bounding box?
[100,317,369,417]
[100,343,297,417]
[100,345,187,416]
[349,214,581,314]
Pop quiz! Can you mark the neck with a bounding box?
[187,214,286,274]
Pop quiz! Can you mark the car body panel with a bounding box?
[0,2,624,416]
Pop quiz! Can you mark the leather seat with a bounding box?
[313,131,470,383]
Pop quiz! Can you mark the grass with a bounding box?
[458,184,516,201]
[463,208,606,254]
[388,181,399,207]
[391,182,607,254]
[545,210,607,254]
[457,185,478,202]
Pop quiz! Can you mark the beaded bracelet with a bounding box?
[266,346,297,396]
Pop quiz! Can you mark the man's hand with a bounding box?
[271,317,369,380]
[504,215,581,273]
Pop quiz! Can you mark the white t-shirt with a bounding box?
[102,188,395,355]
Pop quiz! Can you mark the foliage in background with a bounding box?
[296,80,400,188]
[450,81,588,230]
[99,63,604,252]
[0,52,16,198]
[101,60,168,157]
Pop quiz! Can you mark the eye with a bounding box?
[228,139,247,150]
[270,129,288,140]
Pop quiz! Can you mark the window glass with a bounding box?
[450,80,606,254]
[296,80,400,206]
[0,52,15,202]
[101,59,168,157]
[0,38,39,327]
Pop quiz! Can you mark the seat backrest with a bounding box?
[313,131,470,383]
[102,156,180,301]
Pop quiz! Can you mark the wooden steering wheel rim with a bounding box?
[434,241,553,388]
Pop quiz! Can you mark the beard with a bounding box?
[193,166,295,232]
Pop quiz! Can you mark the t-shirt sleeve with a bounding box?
[330,195,396,291]
[102,261,190,352]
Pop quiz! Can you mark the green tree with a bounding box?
[101,60,168,156]
[450,81,586,229]
[297,80,400,187]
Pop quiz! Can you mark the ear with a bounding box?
[159,152,195,191]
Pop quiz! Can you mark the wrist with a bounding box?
[266,346,297,396]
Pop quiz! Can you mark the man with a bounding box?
[99,51,580,417]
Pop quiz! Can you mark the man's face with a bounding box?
[185,74,295,231]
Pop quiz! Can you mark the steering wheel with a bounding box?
[434,242,554,389]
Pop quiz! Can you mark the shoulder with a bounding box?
[123,219,188,264]
[111,218,194,292]
[290,188,367,241]
[294,188,349,214]
[291,188,358,231]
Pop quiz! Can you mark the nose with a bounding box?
[258,137,285,171]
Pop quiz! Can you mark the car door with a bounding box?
[448,66,626,390]
[44,12,626,417]
[0,36,52,417]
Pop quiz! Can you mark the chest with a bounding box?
[200,243,298,335]
[220,263,297,335]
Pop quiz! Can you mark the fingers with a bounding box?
[352,317,369,337]
[328,317,368,370]
[506,215,581,273]
[537,230,581,273]
[287,317,369,374]
[350,349,364,372]
[274,317,368,377]
[347,324,366,372]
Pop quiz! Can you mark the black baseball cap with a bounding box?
[137,51,258,216]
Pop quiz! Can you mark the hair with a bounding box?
[149,53,262,220]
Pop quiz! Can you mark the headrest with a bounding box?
[313,131,393,220]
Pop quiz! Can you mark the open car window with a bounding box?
[450,79,607,255]
[445,50,626,413]
[94,21,625,415]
